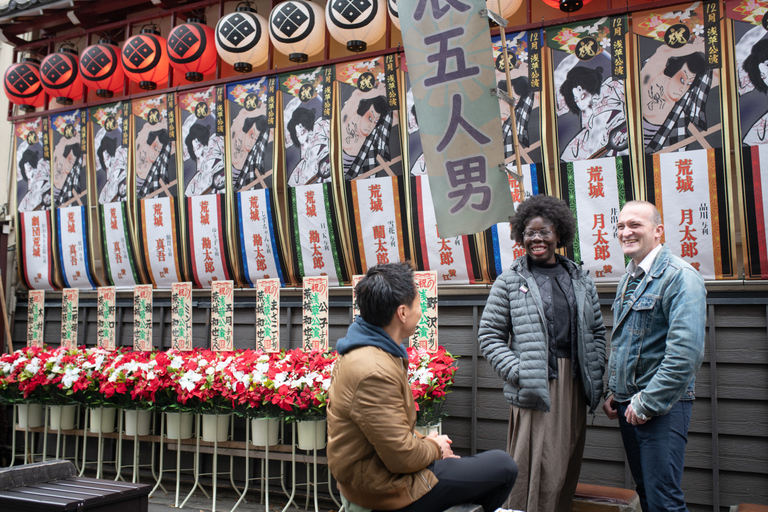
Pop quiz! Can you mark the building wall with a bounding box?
[10,290,768,511]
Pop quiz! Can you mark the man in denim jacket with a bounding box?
[603,201,705,512]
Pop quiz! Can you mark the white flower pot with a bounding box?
[297,419,326,450]
[16,403,44,428]
[49,405,77,430]
[201,414,230,443]
[414,422,441,437]
[89,407,116,433]
[165,412,194,440]
[251,417,280,446]
[124,409,152,436]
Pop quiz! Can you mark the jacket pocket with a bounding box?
[628,296,657,335]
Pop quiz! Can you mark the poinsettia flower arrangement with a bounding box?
[407,346,458,426]
[0,346,52,404]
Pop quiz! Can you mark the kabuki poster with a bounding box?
[15,117,57,290]
[227,76,286,286]
[281,66,345,286]
[339,55,407,274]
[133,93,184,288]
[728,0,768,277]
[178,86,232,288]
[91,101,141,287]
[550,16,630,163]
[50,109,97,289]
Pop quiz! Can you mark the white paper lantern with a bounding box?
[486,0,524,19]
[326,0,387,52]
[387,0,399,31]
[216,5,270,72]
[269,0,326,63]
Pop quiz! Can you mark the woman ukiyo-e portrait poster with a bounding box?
[178,86,232,288]
[336,55,407,275]
[280,66,345,286]
[548,17,633,282]
[486,31,546,280]
[91,102,141,287]
[401,62,483,285]
[227,76,286,286]
[50,110,97,289]
[132,93,184,288]
[728,0,768,278]
[15,117,57,290]
[633,1,735,279]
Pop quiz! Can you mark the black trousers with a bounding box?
[375,450,518,512]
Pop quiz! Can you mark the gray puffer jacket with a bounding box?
[479,255,606,413]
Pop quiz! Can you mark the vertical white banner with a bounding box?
[256,278,281,352]
[351,176,404,271]
[293,184,341,286]
[571,157,625,282]
[141,196,182,287]
[188,194,230,288]
[20,211,56,290]
[101,202,137,287]
[237,189,284,286]
[657,149,717,279]
[57,205,95,289]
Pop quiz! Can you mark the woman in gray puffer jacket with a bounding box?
[479,195,606,512]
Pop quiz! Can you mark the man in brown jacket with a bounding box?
[327,262,517,512]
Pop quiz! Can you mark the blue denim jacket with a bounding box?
[608,245,706,418]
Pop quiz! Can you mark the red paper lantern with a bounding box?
[122,27,170,90]
[40,47,83,105]
[80,38,125,98]
[167,18,218,82]
[542,0,592,12]
[4,58,45,112]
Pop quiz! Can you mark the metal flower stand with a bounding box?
[114,410,160,484]
[149,412,196,507]
[10,404,45,466]
[42,404,81,470]
[79,407,119,479]
[281,422,340,512]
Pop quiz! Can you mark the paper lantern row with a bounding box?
[4,0,525,109]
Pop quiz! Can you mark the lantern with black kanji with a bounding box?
[79,39,125,98]
[542,0,592,12]
[4,58,45,112]
[387,0,399,30]
[122,27,170,90]
[168,18,218,82]
[326,0,386,53]
[215,4,269,73]
[40,47,83,105]
[269,0,325,63]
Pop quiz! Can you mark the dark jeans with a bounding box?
[618,400,692,512]
[375,450,518,512]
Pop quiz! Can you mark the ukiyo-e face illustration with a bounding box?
[228,79,273,192]
[16,121,51,213]
[735,18,768,146]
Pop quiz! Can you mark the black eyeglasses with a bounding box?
[522,229,554,239]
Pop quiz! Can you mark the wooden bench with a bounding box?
[729,505,768,512]
[0,459,150,511]
[571,483,641,512]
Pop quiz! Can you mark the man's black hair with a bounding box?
[287,107,315,149]
[19,149,39,182]
[497,77,532,99]
[355,261,417,327]
[185,123,211,162]
[356,95,389,117]
[243,115,268,135]
[147,129,170,147]
[744,40,768,94]
[560,66,603,114]
[63,143,81,160]
[510,194,576,248]
[98,136,117,173]
[663,52,706,79]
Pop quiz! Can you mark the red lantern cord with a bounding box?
[80,39,125,98]
[4,58,45,112]
[40,47,84,105]
[167,19,218,82]
[122,27,170,91]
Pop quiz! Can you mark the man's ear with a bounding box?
[395,303,407,323]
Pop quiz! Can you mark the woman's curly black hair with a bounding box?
[510,194,576,248]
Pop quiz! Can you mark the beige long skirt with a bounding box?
[504,358,587,512]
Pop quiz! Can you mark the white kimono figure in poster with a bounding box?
[183,121,226,197]
[737,24,768,146]
[557,55,628,161]
[96,135,128,204]
[17,146,51,212]
[285,96,330,187]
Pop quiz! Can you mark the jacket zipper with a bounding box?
[417,470,432,490]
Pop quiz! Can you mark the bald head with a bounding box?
[618,201,664,265]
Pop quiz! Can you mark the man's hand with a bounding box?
[624,403,648,426]
[428,431,459,459]
[602,395,618,420]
